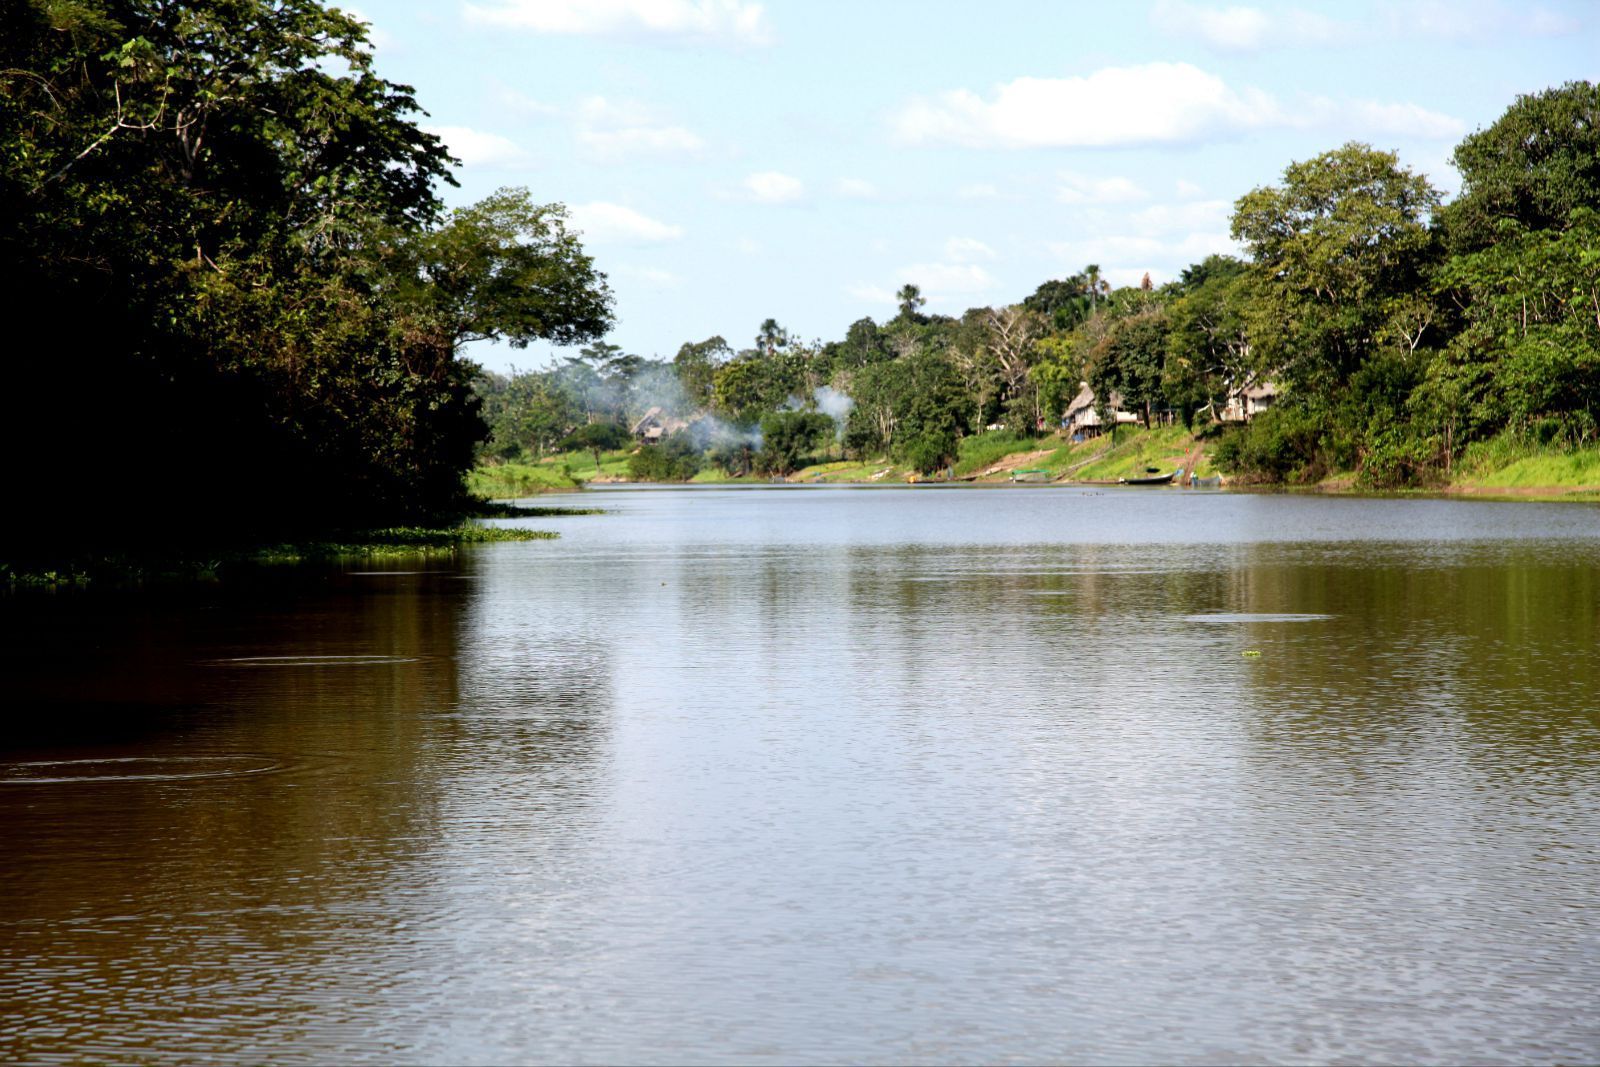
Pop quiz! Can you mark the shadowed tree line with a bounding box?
[1,0,611,560]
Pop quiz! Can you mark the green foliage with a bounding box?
[0,0,611,559]
[1445,81,1600,253]
[757,411,834,475]
[1232,142,1441,391]
[901,432,956,475]
[952,430,1037,476]
[559,422,629,474]
[1213,407,1337,483]
[628,431,701,482]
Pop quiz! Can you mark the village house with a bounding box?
[629,406,690,445]
[1062,382,1140,440]
[1220,381,1279,423]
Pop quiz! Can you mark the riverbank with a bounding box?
[2,518,561,590]
[475,428,1600,502]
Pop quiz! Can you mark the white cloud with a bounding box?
[892,62,1286,148]
[1048,232,1239,271]
[836,177,878,199]
[463,0,772,45]
[958,182,1001,200]
[1392,0,1580,41]
[493,86,561,117]
[847,283,896,305]
[423,125,534,169]
[742,170,805,204]
[1175,179,1205,200]
[1128,200,1232,236]
[1150,1,1348,51]
[733,236,762,255]
[567,202,685,244]
[944,237,997,263]
[1057,172,1148,205]
[580,124,705,159]
[575,96,705,160]
[897,262,999,297]
[620,265,684,287]
[892,61,1467,150]
[1341,99,1468,140]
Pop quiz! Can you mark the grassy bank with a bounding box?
[470,448,636,497]
[471,427,1599,500]
[1449,435,1600,495]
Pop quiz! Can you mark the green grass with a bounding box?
[471,448,635,497]
[1062,425,1199,482]
[951,431,1046,477]
[1453,435,1600,489]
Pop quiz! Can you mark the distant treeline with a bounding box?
[2,0,610,556]
[481,81,1600,484]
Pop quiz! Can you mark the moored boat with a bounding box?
[1120,467,1183,485]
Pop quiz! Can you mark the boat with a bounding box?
[1189,475,1222,488]
[1120,467,1183,485]
[1010,468,1051,483]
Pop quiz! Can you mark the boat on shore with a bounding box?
[1120,467,1183,486]
[1010,468,1051,483]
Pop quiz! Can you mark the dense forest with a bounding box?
[1,0,611,557]
[480,82,1600,486]
[3,0,1596,569]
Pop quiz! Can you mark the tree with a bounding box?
[1166,257,1253,423]
[398,188,612,350]
[1232,142,1441,392]
[758,411,834,475]
[896,283,927,321]
[560,422,628,475]
[986,305,1047,428]
[755,318,789,356]
[1083,264,1110,310]
[1444,81,1600,253]
[674,336,732,409]
[0,0,614,554]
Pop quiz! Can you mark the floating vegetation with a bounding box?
[475,501,604,517]
[252,524,556,564]
[4,524,555,589]
[1242,649,1263,657]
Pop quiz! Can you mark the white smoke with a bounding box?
[812,386,855,422]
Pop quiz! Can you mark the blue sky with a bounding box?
[352,0,1598,373]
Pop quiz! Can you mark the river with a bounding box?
[3,486,1598,1064]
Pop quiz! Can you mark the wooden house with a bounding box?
[630,406,690,444]
[1062,383,1140,440]
[1220,381,1278,423]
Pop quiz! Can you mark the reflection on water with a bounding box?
[2,488,1599,1064]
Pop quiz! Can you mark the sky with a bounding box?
[351,0,1599,373]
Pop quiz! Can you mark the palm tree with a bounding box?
[1083,264,1109,309]
[896,283,926,320]
[756,318,789,356]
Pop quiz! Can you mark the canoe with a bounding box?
[1010,468,1051,483]
[1120,467,1183,486]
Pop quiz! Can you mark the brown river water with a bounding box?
[2,485,1598,1064]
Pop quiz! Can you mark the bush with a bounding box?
[900,431,956,475]
[1213,406,1329,482]
[627,431,701,482]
